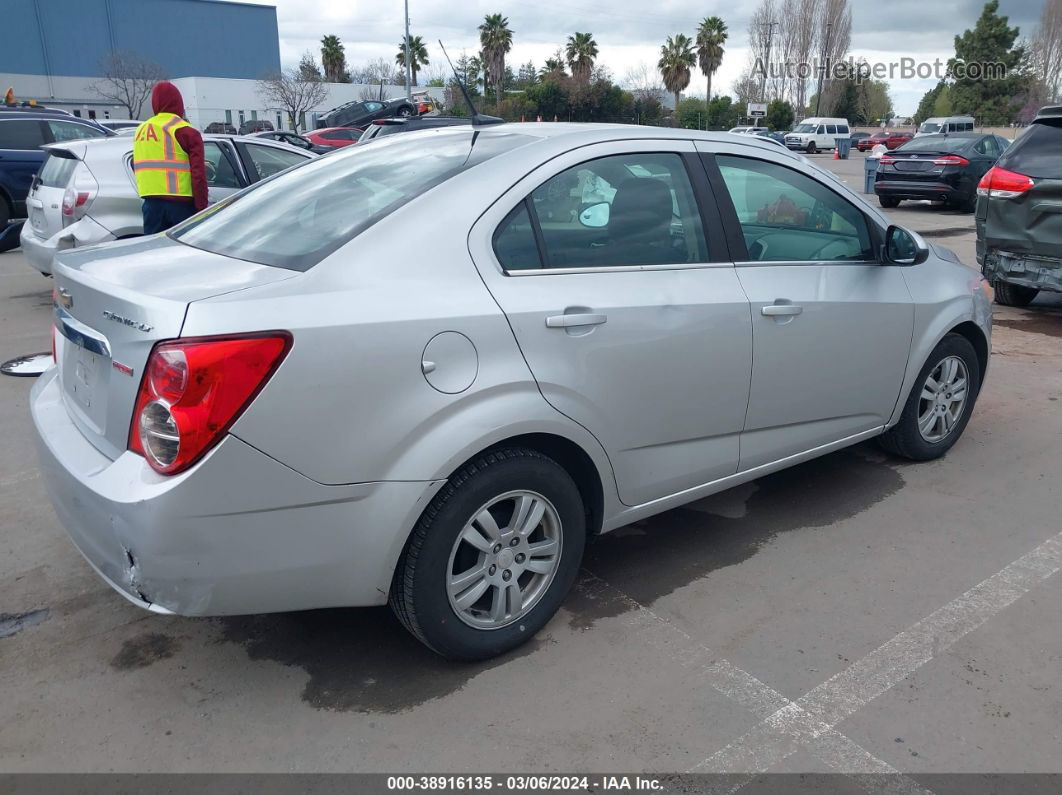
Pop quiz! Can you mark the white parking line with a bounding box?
[577,572,928,793]
[689,531,1062,780]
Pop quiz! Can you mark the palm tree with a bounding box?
[540,50,566,78]
[565,32,599,83]
[696,17,728,102]
[658,34,697,112]
[479,13,514,107]
[320,34,346,83]
[396,35,429,86]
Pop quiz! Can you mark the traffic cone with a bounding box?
[833,148,840,160]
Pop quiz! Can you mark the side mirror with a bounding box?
[579,202,610,228]
[883,224,929,266]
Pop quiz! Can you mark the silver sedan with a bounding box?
[31,124,991,660]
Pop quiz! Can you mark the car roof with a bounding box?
[42,132,314,157]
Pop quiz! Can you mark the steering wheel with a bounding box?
[204,159,217,183]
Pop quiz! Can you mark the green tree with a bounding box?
[516,60,539,88]
[658,34,697,112]
[320,35,346,83]
[479,13,514,108]
[298,51,322,81]
[541,51,567,77]
[948,0,1028,124]
[914,81,946,124]
[525,77,569,119]
[565,32,599,83]
[396,35,429,86]
[676,97,709,128]
[706,95,743,129]
[765,99,795,131]
[695,17,728,101]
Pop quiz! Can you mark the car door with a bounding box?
[202,140,245,203]
[235,141,312,182]
[468,141,753,506]
[698,143,914,470]
[0,119,48,219]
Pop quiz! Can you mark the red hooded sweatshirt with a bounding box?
[149,82,208,211]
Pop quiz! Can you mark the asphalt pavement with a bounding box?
[0,154,1060,787]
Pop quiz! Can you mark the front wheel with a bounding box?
[879,334,981,461]
[807,141,817,154]
[390,448,585,660]
[993,281,1039,307]
[878,195,900,208]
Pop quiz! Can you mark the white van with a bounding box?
[784,118,851,153]
[915,116,975,137]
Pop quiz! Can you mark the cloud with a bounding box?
[243,0,1042,114]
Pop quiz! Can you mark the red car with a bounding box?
[857,131,914,151]
[304,126,364,149]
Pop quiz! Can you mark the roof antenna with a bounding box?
[438,40,504,127]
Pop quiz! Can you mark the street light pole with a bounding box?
[761,21,778,105]
[404,0,413,101]
[814,21,832,116]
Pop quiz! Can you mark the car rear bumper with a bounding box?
[982,249,1062,294]
[31,368,443,615]
[20,215,115,276]
[874,180,962,202]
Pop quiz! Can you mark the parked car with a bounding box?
[977,107,1062,307]
[0,111,111,250]
[752,130,788,147]
[238,119,274,136]
[728,126,769,135]
[357,116,470,144]
[850,131,871,146]
[874,132,1010,212]
[916,116,975,137]
[19,133,314,274]
[250,129,329,154]
[785,117,851,153]
[304,126,364,149]
[32,125,990,661]
[411,91,441,116]
[318,98,416,129]
[204,122,237,135]
[857,131,913,152]
[98,120,141,133]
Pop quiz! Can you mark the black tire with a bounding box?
[879,334,981,461]
[878,196,901,208]
[993,280,1039,307]
[390,447,585,661]
[807,141,817,154]
[397,105,414,117]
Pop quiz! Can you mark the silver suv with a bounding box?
[31,125,991,660]
[20,134,315,275]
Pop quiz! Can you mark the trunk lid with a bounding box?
[53,235,297,459]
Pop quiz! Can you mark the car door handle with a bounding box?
[761,304,803,317]
[545,313,608,328]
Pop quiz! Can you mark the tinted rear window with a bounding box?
[36,152,78,187]
[996,123,1062,178]
[0,119,45,150]
[172,129,532,271]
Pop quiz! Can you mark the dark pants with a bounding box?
[141,197,196,235]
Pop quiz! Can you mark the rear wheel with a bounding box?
[879,334,980,461]
[806,141,817,154]
[397,105,414,117]
[993,281,1039,307]
[878,196,901,208]
[390,447,585,660]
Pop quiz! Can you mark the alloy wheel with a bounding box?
[917,355,969,443]
[446,490,562,630]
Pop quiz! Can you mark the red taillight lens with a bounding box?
[879,154,895,165]
[977,166,1034,199]
[128,332,292,475]
[932,155,969,167]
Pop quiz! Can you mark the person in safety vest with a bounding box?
[133,82,207,234]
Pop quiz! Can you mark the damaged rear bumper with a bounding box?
[982,249,1062,294]
[30,368,443,616]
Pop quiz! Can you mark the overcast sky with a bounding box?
[244,0,1041,115]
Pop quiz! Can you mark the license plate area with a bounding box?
[59,327,112,435]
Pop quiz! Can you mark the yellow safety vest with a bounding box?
[133,113,193,198]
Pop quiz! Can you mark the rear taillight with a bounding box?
[977,166,1034,199]
[60,163,98,227]
[128,333,292,475]
[932,155,969,167]
[879,154,895,165]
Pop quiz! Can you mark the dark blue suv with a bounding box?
[0,110,111,248]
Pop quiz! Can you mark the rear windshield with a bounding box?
[172,129,532,270]
[996,122,1062,178]
[895,135,973,153]
[37,152,78,188]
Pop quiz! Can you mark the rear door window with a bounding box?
[0,119,46,150]
[243,143,308,181]
[826,125,837,135]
